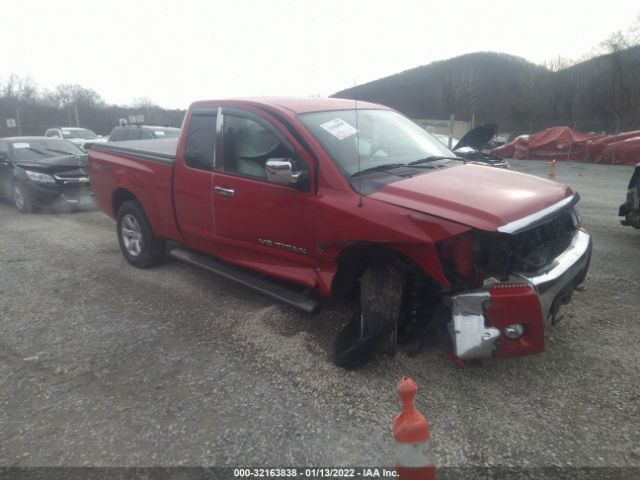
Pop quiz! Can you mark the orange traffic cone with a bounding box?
[393,377,435,480]
[548,159,557,179]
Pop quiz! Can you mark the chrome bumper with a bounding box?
[446,228,592,360]
[517,229,591,324]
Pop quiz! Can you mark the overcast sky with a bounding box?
[2,0,638,109]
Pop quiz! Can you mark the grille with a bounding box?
[504,210,577,273]
[478,210,578,278]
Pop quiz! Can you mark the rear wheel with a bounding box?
[12,183,32,213]
[332,260,404,368]
[116,200,165,268]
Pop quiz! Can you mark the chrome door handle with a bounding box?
[214,186,235,197]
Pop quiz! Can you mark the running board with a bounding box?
[169,248,322,315]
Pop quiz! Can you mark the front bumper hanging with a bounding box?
[446,228,592,360]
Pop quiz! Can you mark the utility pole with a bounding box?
[74,103,80,127]
[15,107,22,136]
[448,113,455,149]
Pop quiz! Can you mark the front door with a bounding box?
[212,108,316,283]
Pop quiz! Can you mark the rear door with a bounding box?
[212,107,316,277]
[173,108,219,254]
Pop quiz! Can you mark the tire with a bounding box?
[332,260,403,368]
[12,182,33,213]
[116,200,165,268]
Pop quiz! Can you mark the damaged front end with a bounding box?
[440,197,592,360]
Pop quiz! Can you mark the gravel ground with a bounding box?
[0,160,639,470]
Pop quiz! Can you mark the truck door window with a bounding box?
[185,113,217,171]
[221,115,291,180]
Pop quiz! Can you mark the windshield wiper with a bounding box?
[408,156,465,165]
[351,163,407,177]
[46,148,81,156]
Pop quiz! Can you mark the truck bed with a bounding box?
[88,138,183,243]
[91,139,178,163]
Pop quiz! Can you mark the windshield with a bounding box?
[299,109,454,176]
[434,134,460,148]
[61,128,97,139]
[9,139,85,161]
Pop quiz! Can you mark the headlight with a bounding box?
[25,170,56,184]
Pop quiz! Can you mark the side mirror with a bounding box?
[0,153,8,164]
[265,158,302,186]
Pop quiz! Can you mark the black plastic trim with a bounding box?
[91,144,175,164]
[169,247,322,314]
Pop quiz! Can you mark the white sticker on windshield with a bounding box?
[13,142,30,148]
[62,130,72,135]
[154,131,165,136]
[320,118,357,140]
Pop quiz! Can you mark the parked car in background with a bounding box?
[619,163,640,229]
[107,125,181,142]
[89,97,591,368]
[434,124,510,169]
[44,127,107,151]
[0,137,91,212]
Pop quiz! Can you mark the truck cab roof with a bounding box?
[189,96,387,115]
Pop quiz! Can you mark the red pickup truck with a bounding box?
[89,97,592,367]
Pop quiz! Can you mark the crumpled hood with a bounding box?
[369,164,574,232]
[15,154,88,174]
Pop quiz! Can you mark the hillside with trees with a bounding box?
[333,44,640,135]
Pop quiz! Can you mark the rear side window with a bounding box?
[185,112,217,170]
[141,130,154,140]
[109,128,126,141]
[125,129,142,141]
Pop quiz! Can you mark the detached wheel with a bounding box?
[12,183,32,213]
[333,261,403,368]
[116,200,165,268]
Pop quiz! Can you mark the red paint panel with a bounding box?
[370,164,573,232]
[88,149,183,242]
[485,284,545,357]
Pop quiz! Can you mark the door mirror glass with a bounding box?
[265,158,302,186]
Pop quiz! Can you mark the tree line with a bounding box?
[0,78,185,138]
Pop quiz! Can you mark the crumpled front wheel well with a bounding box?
[330,243,433,298]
